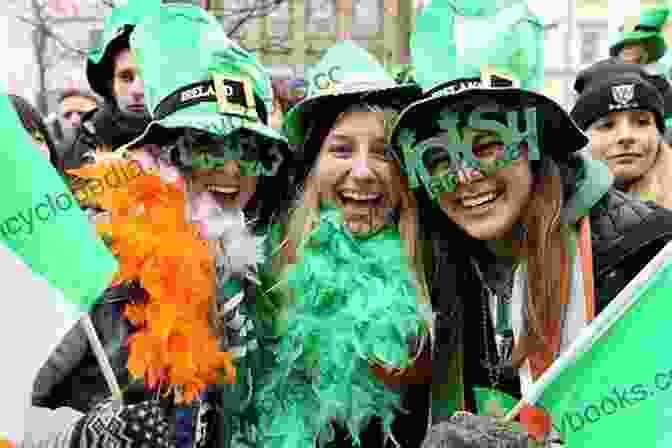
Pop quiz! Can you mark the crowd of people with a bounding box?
[6,0,672,447]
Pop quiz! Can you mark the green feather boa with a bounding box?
[256,208,424,448]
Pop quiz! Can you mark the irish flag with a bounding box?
[508,241,672,446]
[0,93,117,443]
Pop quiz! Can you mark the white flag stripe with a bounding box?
[0,241,83,442]
[507,240,672,420]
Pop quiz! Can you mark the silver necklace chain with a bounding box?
[470,257,503,389]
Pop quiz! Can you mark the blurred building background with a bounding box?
[3,0,672,115]
[207,0,413,78]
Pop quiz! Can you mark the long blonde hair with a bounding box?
[271,104,432,313]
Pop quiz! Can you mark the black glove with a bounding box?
[421,412,543,448]
[74,398,176,448]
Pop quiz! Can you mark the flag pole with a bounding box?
[81,315,123,401]
[504,240,672,422]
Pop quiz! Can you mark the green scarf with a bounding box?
[255,207,424,447]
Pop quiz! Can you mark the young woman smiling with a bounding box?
[391,79,672,445]
[256,41,432,448]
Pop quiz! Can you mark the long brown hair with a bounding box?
[510,157,567,367]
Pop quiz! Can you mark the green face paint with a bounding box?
[182,134,283,177]
[403,104,540,199]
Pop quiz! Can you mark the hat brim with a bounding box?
[391,88,589,158]
[86,27,132,98]
[284,83,421,147]
[610,33,667,61]
[123,102,288,150]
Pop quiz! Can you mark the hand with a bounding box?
[78,398,176,448]
[421,412,541,448]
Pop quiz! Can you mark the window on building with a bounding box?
[353,0,383,37]
[580,29,601,64]
[542,24,567,70]
[579,22,608,65]
[306,0,336,33]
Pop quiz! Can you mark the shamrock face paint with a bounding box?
[168,130,284,210]
[175,131,284,177]
[402,104,540,200]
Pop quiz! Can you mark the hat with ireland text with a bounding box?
[283,40,421,147]
[390,0,587,172]
[123,4,286,149]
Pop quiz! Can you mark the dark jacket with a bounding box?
[454,189,672,413]
[32,283,145,411]
[33,278,267,448]
[61,102,149,170]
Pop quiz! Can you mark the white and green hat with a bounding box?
[283,40,421,147]
[124,4,286,150]
[390,0,587,197]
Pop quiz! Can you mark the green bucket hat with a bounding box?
[390,0,587,194]
[283,40,421,147]
[609,6,670,63]
[86,0,160,99]
[123,4,286,150]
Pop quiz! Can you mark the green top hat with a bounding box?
[609,6,670,63]
[123,4,286,150]
[411,0,544,92]
[390,0,587,174]
[282,40,421,147]
[86,1,160,98]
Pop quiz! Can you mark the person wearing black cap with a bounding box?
[572,60,672,210]
[60,5,150,172]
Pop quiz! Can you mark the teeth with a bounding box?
[461,192,498,208]
[341,191,382,201]
[207,185,238,194]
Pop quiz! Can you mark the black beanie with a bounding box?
[571,59,665,133]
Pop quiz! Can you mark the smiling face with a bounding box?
[587,110,660,184]
[315,108,403,236]
[431,128,534,241]
[189,160,258,210]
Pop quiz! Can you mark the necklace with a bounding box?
[470,257,513,389]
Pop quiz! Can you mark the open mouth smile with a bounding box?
[206,184,239,203]
[458,190,502,209]
[338,190,385,208]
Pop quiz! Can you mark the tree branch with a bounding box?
[17,15,87,57]
[217,0,287,37]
